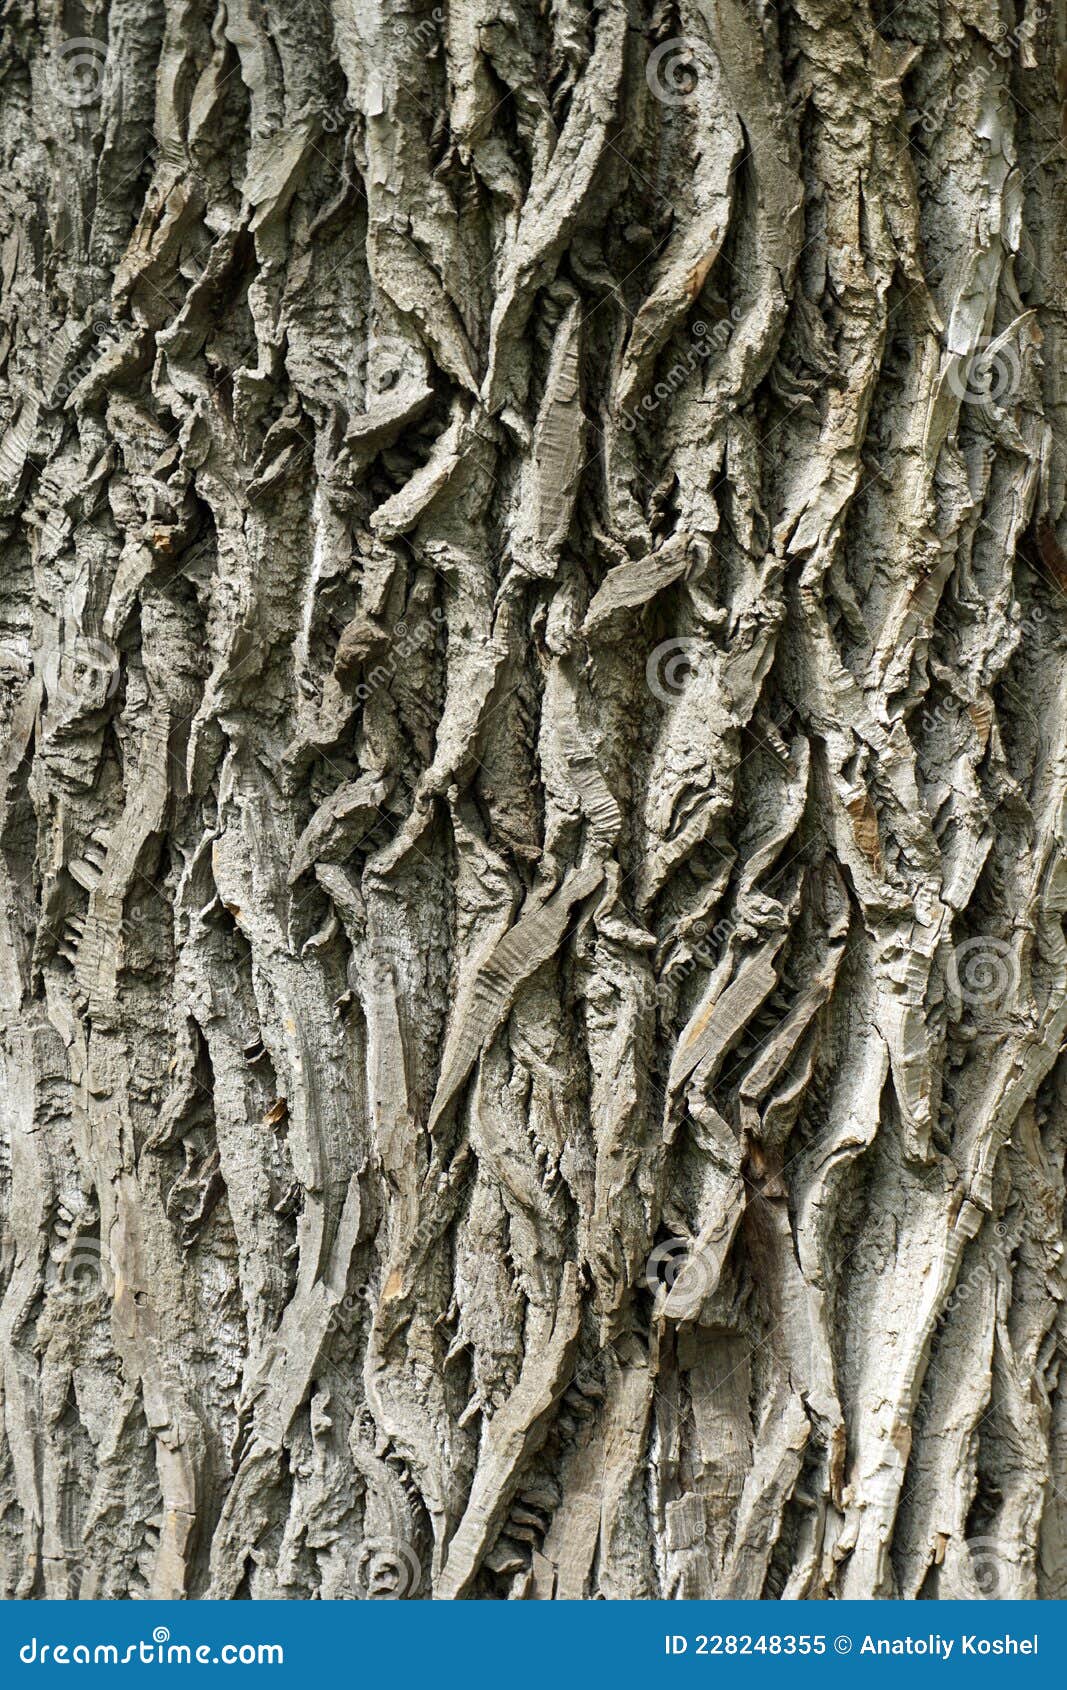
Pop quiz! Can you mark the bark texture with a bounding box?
[1,0,1067,1602]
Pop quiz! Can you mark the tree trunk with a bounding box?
[1,0,1065,1602]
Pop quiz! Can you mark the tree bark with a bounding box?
[1,0,1065,1601]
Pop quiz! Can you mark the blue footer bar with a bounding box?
[1,1601,1064,1685]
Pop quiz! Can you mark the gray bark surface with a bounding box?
[1,0,1066,1600]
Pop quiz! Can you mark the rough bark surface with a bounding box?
[1,0,1066,1602]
